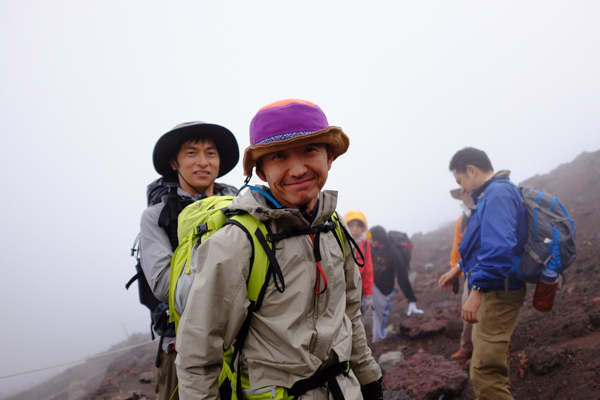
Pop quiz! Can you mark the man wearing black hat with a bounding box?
[140,121,239,400]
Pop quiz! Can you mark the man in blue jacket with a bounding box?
[439,147,527,400]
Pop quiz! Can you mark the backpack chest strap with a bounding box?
[268,222,338,263]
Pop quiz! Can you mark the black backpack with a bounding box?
[125,177,194,339]
[388,230,412,270]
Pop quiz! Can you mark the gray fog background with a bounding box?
[1,1,599,396]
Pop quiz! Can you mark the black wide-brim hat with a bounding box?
[153,121,239,179]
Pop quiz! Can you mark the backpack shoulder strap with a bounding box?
[222,213,285,397]
[476,178,515,219]
[330,212,346,259]
[158,186,194,251]
[226,214,284,308]
[331,212,365,268]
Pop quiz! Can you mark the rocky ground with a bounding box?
[5,150,600,400]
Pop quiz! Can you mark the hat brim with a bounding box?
[242,126,349,177]
[450,188,462,200]
[153,123,239,179]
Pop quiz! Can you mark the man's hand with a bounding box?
[462,290,483,323]
[438,267,462,291]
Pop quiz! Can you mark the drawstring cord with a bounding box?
[238,177,284,209]
[310,233,328,295]
[176,167,208,197]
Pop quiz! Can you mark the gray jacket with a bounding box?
[139,182,237,350]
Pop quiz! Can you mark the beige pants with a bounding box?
[156,349,179,400]
[470,286,526,400]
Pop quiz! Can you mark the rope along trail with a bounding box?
[0,339,155,379]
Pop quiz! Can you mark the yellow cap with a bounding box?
[345,210,368,227]
[345,210,371,240]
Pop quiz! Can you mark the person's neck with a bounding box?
[181,182,214,197]
[300,198,320,223]
[483,171,495,183]
[472,170,493,190]
[353,231,367,243]
[272,195,318,212]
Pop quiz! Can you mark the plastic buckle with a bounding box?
[195,223,209,237]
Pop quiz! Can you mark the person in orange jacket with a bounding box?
[442,187,475,369]
[345,211,374,314]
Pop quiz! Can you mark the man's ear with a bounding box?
[466,164,477,177]
[170,159,178,171]
[255,161,268,183]
[326,145,334,171]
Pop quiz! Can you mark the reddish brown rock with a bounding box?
[382,353,468,400]
[517,352,532,379]
[590,311,600,327]
[399,315,446,338]
[533,346,560,375]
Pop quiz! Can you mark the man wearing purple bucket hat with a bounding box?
[176,99,383,400]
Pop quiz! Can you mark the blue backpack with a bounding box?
[478,180,577,283]
[513,186,576,283]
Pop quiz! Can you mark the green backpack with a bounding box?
[167,191,359,400]
[168,195,271,332]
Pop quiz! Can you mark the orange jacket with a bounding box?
[356,239,374,296]
[450,213,465,269]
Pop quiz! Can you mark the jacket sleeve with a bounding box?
[341,223,382,385]
[358,241,374,296]
[470,186,521,290]
[449,214,463,269]
[175,226,253,400]
[139,203,172,302]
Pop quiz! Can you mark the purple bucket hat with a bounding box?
[243,99,349,176]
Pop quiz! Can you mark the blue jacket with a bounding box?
[459,172,528,291]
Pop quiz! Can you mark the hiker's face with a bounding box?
[256,143,333,211]
[171,138,220,195]
[348,220,367,241]
[453,165,484,194]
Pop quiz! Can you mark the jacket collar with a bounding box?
[230,185,339,230]
[473,169,511,198]
[177,181,237,200]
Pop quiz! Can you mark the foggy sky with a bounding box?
[1,1,600,396]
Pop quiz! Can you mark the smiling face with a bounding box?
[255,143,333,211]
[170,138,220,196]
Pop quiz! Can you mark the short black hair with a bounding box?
[449,147,493,174]
[370,225,387,244]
